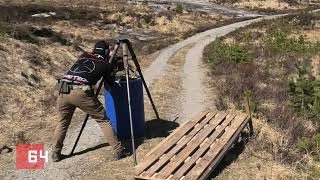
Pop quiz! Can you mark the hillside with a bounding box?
[204,11,320,179]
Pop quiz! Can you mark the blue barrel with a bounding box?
[104,77,145,140]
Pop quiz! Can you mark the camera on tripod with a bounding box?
[112,55,125,72]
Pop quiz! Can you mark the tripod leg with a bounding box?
[126,41,160,120]
[122,43,137,165]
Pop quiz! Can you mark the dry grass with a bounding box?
[311,55,320,78]
[302,29,320,43]
[209,0,313,12]
[0,39,73,145]
[0,0,127,8]
[215,118,320,179]
[233,0,301,10]
[203,12,320,179]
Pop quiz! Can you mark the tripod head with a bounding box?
[108,38,139,78]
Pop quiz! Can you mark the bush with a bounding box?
[116,14,123,25]
[141,14,153,25]
[175,3,183,13]
[244,90,257,113]
[265,28,319,57]
[0,23,8,39]
[297,133,320,160]
[289,63,320,120]
[207,39,250,65]
[213,62,260,107]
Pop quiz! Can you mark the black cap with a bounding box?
[93,40,109,59]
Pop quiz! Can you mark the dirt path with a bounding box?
[145,14,285,121]
[7,13,287,180]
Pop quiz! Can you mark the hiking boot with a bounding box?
[51,151,62,162]
[113,149,130,160]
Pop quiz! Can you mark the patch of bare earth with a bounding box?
[144,45,191,122]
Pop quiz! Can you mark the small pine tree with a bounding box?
[289,63,320,120]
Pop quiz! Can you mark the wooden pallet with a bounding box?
[135,111,251,180]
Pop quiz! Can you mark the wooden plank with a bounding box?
[144,120,188,157]
[154,112,230,179]
[144,112,210,157]
[170,113,237,180]
[134,176,151,180]
[141,112,219,178]
[183,114,248,180]
[199,114,249,180]
[135,112,209,175]
[134,176,165,180]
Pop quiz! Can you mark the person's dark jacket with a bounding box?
[63,53,115,88]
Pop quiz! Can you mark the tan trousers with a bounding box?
[52,89,123,153]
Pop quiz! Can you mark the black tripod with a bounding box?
[69,39,160,165]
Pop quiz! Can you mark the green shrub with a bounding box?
[297,137,313,152]
[0,22,9,39]
[176,3,183,13]
[289,63,320,120]
[116,14,123,25]
[207,39,250,65]
[244,90,257,113]
[265,28,319,57]
[0,29,6,38]
[297,133,320,160]
[243,31,253,45]
[141,14,153,25]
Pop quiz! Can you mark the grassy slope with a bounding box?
[204,12,320,179]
